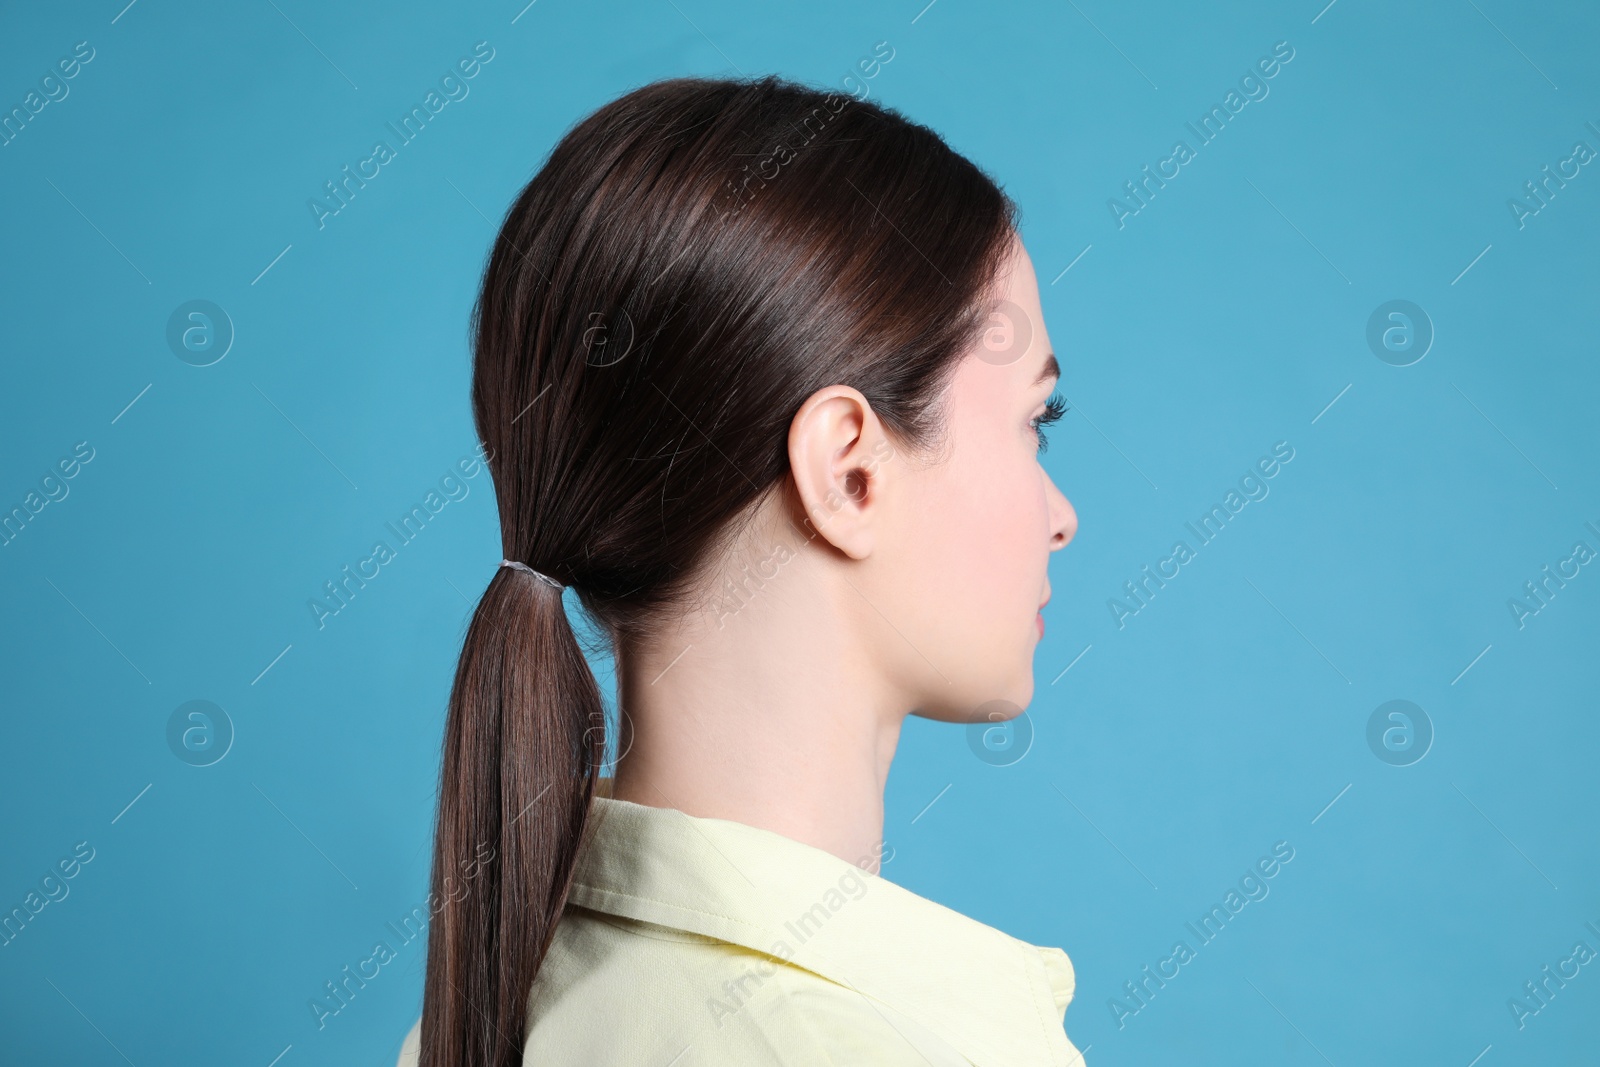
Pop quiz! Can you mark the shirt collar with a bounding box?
[565,784,1081,1067]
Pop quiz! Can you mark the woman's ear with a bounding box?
[787,385,889,561]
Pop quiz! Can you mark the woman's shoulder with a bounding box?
[392,985,959,1067]
[521,906,968,1066]
[389,904,1049,1067]
[394,1016,419,1067]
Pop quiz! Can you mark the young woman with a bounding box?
[396,73,1081,1066]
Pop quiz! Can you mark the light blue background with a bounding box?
[2,0,1597,1064]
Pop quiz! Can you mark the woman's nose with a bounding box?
[1047,476,1076,550]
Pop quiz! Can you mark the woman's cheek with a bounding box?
[997,470,1046,597]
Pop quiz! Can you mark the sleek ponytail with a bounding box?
[420,73,1020,1066]
[422,563,600,1066]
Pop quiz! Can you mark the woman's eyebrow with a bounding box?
[1034,352,1060,387]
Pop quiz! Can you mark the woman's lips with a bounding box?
[1037,612,1045,637]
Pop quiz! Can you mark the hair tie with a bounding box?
[501,559,565,591]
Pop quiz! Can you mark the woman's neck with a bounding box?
[608,548,906,876]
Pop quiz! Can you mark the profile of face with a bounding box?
[787,232,1077,726]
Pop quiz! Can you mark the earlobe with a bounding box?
[787,386,883,561]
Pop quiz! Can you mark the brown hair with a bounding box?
[420,72,1018,1066]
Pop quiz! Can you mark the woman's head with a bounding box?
[824,231,1077,722]
[422,73,1073,1066]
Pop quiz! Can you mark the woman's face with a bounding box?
[880,233,1077,723]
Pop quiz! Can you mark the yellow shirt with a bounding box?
[396,787,1085,1066]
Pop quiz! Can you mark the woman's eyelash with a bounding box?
[1032,393,1068,453]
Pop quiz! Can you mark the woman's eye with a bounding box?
[1031,393,1068,454]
